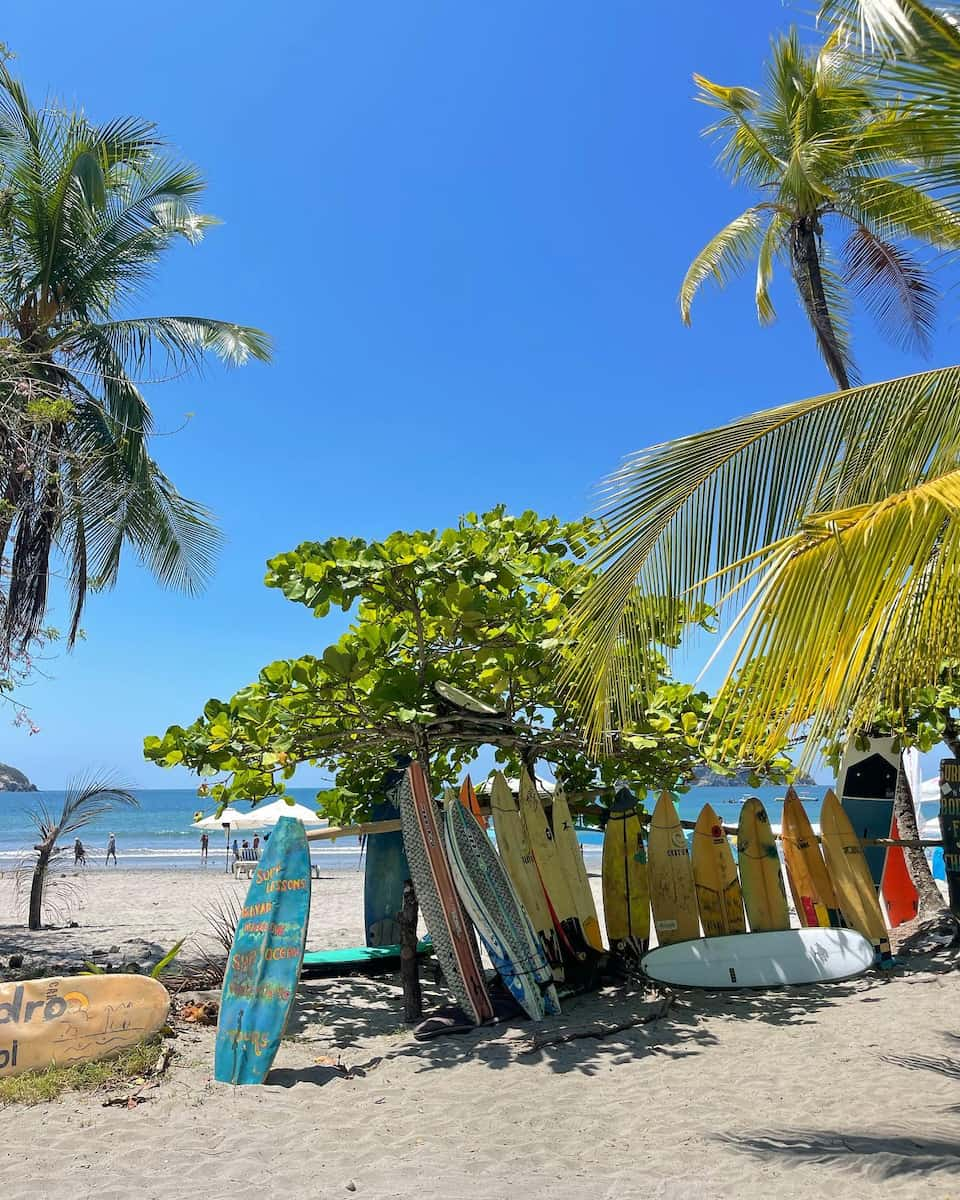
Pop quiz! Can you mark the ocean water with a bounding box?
[0,784,869,872]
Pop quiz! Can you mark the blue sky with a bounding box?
[2,2,954,789]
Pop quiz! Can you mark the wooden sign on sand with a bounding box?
[0,975,170,1078]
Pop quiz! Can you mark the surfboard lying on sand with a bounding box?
[215,815,311,1084]
[400,764,493,1026]
[488,771,564,982]
[781,787,841,928]
[692,803,746,938]
[647,791,700,946]
[301,940,433,977]
[0,974,170,1078]
[641,927,876,989]
[602,789,650,960]
[445,790,559,1020]
[737,798,789,932]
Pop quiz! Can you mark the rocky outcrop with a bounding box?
[0,763,37,791]
[691,764,814,787]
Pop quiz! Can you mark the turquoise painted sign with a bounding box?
[215,816,311,1084]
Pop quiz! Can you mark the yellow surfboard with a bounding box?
[737,798,789,932]
[820,789,891,961]
[519,772,591,956]
[551,790,605,951]
[647,791,700,945]
[488,771,563,980]
[692,803,747,937]
[602,794,650,957]
[781,787,841,928]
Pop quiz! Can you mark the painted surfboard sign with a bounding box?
[364,796,410,947]
[940,759,960,913]
[215,815,311,1085]
[641,928,876,990]
[0,974,170,1078]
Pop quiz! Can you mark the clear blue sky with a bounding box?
[1,2,953,788]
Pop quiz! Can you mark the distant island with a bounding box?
[0,762,37,791]
[691,765,814,788]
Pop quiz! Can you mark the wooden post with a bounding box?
[399,878,422,1024]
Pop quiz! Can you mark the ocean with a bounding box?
[0,784,877,872]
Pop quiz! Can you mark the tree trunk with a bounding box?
[893,762,944,918]
[28,843,52,930]
[791,216,851,391]
[399,878,422,1024]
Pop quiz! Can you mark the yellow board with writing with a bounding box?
[647,791,700,945]
[0,974,169,1078]
[819,789,890,961]
[692,803,747,938]
[737,798,790,932]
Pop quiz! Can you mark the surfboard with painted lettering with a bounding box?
[647,791,700,946]
[692,803,746,938]
[0,975,170,1078]
[215,815,311,1084]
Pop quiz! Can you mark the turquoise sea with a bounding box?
[0,784,877,872]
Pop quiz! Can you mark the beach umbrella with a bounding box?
[474,775,555,800]
[240,799,327,827]
[192,806,256,873]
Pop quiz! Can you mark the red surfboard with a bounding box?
[881,816,918,928]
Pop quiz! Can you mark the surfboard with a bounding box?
[641,927,876,989]
[399,763,493,1025]
[460,775,488,828]
[215,815,311,1084]
[0,975,170,1078]
[550,790,604,952]
[364,797,409,946]
[445,791,559,1019]
[692,803,746,938]
[601,789,650,959]
[781,787,841,927]
[820,789,892,963]
[838,735,918,926]
[736,798,789,932]
[301,940,433,977]
[518,771,593,959]
[647,791,700,946]
[488,771,564,982]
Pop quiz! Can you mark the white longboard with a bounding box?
[641,928,875,989]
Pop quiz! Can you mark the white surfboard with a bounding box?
[641,928,875,989]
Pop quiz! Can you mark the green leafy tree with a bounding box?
[0,61,270,664]
[145,508,792,825]
[680,28,960,389]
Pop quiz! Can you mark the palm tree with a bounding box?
[679,29,960,389]
[0,62,271,665]
[25,775,138,929]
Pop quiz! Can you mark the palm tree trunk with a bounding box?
[27,841,52,930]
[791,216,851,391]
[893,765,945,919]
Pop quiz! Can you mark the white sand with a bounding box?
[0,867,957,1199]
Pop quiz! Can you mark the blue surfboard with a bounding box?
[215,816,311,1084]
[364,799,410,946]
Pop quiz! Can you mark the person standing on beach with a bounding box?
[200,831,209,861]
[253,834,260,858]
[74,838,86,866]
[105,832,118,866]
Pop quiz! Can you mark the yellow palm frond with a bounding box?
[709,470,960,758]
[563,365,960,744]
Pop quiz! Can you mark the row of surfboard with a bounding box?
[399,765,895,1027]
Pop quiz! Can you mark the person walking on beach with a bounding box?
[200,831,209,861]
[105,832,118,866]
[253,834,260,858]
[74,838,86,866]
[232,838,239,860]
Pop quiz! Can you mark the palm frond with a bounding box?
[756,212,788,324]
[88,316,272,370]
[562,365,960,740]
[679,207,775,324]
[844,224,937,352]
[820,0,925,52]
[52,773,138,840]
[708,470,960,757]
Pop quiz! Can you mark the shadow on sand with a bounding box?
[717,1129,960,1179]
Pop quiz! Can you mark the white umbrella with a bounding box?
[242,799,327,827]
[192,805,251,831]
[474,775,555,799]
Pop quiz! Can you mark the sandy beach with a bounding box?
[0,867,957,1200]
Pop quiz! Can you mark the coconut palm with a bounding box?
[0,62,271,664]
[25,775,138,930]
[680,28,960,390]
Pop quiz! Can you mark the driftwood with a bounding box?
[516,992,675,1056]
